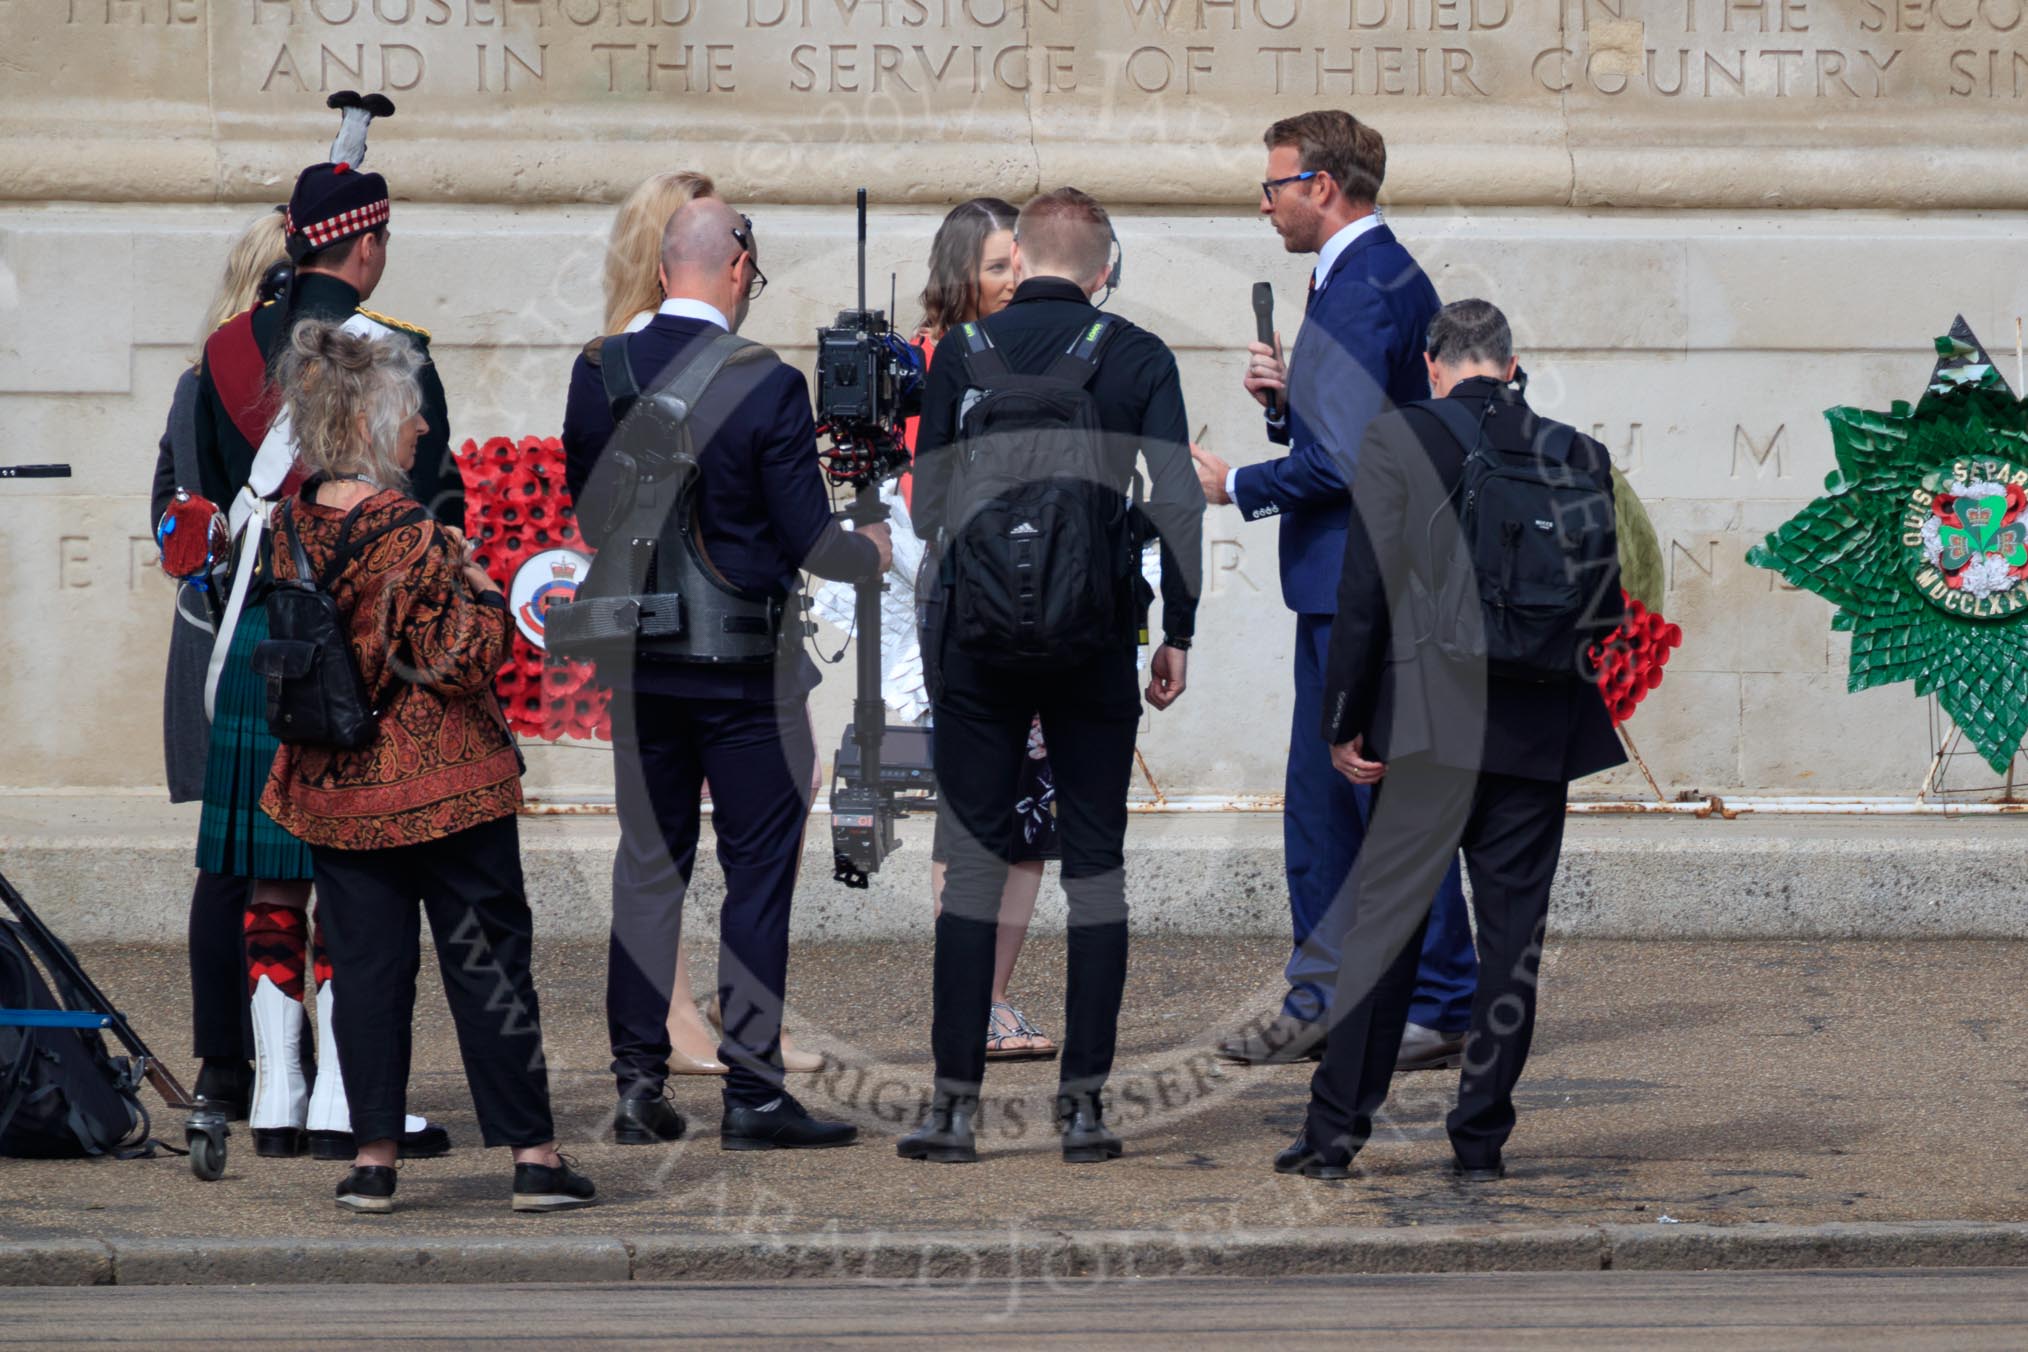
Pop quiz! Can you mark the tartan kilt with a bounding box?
[194,601,313,881]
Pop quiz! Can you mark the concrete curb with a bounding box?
[3,1223,2025,1286]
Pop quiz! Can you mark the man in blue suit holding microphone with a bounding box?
[1193,110,1477,1068]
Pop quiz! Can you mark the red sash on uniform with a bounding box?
[205,310,280,450]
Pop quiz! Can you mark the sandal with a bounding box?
[986,1001,1059,1062]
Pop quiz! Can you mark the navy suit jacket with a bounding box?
[561,313,879,700]
[1232,223,1441,615]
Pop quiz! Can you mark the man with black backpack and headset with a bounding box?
[902,188,1204,1165]
[1278,298,1625,1184]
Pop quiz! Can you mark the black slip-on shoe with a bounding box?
[613,1094,688,1145]
[1451,1158,1506,1183]
[334,1165,397,1215]
[721,1094,858,1151]
[897,1096,978,1164]
[512,1155,598,1213]
[1273,1131,1354,1181]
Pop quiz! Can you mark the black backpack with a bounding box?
[253,494,426,747]
[941,316,1132,666]
[0,920,149,1159]
[1419,399,1617,681]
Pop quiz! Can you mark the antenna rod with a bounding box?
[856,187,868,317]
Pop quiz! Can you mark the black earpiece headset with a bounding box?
[1097,222,1123,307]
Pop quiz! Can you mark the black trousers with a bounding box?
[310,815,555,1149]
[606,691,815,1108]
[1304,759,1568,1168]
[187,869,252,1061]
[929,637,1140,1104]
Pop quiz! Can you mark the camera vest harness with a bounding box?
[545,329,792,667]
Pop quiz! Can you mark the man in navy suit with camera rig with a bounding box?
[561,197,890,1153]
[1193,111,1479,1071]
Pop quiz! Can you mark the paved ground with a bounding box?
[2,937,2024,1239]
[3,1271,2027,1349]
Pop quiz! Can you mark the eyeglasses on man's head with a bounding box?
[730,215,768,300]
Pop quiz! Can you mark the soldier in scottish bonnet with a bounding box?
[192,92,453,1164]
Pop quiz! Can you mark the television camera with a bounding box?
[814,190,932,888]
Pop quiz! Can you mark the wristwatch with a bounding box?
[1163,635,1193,651]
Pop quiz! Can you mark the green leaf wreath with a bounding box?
[1746,318,2028,773]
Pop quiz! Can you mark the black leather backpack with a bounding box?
[253,494,424,747]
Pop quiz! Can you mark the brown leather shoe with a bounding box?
[1395,1022,1465,1072]
[1216,1013,1326,1064]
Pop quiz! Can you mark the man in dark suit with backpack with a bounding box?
[1276,298,1625,1184]
[902,188,1204,1165]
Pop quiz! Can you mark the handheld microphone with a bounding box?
[1251,282,1277,418]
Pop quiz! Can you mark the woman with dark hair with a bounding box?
[261,319,592,1215]
[914,198,1059,1061]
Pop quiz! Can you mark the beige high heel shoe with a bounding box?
[666,999,728,1076]
[707,996,825,1074]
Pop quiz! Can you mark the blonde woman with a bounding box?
[262,320,592,1215]
[149,208,288,1118]
[593,170,825,1082]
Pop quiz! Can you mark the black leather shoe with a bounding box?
[1452,1157,1505,1183]
[613,1094,688,1145]
[309,1121,454,1161]
[1056,1098,1123,1164]
[512,1154,597,1212]
[253,1127,305,1158]
[720,1093,857,1151]
[897,1095,978,1164]
[334,1165,396,1214]
[1273,1130,1353,1181]
[193,1059,253,1123]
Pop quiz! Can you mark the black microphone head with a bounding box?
[1252,281,1275,339]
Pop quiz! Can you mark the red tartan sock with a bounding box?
[244,902,308,1000]
[311,915,332,989]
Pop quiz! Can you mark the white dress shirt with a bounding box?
[638,295,731,332]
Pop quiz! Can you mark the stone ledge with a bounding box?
[106,1236,633,1287]
[1,797,2021,943]
[1602,1222,2028,1272]
[3,1223,2025,1286]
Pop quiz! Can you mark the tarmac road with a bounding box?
[2,1270,2026,1349]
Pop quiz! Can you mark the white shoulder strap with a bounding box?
[208,311,391,715]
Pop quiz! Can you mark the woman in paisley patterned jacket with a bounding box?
[260,319,595,1216]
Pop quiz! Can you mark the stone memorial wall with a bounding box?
[5,0,2027,799]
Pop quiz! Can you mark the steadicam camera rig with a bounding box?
[813,190,932,887]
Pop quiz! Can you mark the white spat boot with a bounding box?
[249,975,308,1157]
[305,978,452,1161]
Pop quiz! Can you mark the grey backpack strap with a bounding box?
[655,330,769,415]
[599,333,640,416]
